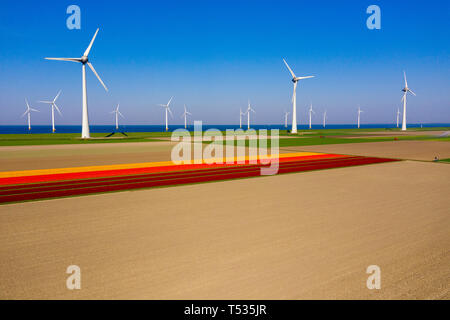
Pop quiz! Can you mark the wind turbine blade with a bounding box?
[54,90,62,102]
[45,57,82,62]
[403,71,408,88]
[21,110,28,118]
[168,107,173,118]
[282,59,296,78]
[296,76,315,80]
[186,111,192,115]
[38,100,53,104]
[118,111,124,118]
[167,96,173,106]
[54,104,62,116]
[30,108,39,112]
[83,28,99,57]
[25,98,30,109]
[157,104,166,107]
[87,62,108,91]
[408,89,416,96]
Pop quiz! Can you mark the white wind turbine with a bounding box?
[45,28,108,139]
[239,108,246,129]
[308,103,315,129]
[401,71,416,131]
[110,103,124,130]
[22,99,39,131]
[158,97,173,131]
[283,59,314,133]
[323,110,327,128]
[357,106,363,128]
[246,100,255,130]
[284,111,290,128]
[181,104,192,129]
[396,108,401,128]
[39,91,62,132]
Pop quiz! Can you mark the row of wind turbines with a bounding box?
[281,59,416,132]
[21,28,416,135]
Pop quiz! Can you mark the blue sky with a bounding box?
[0,0,449,125]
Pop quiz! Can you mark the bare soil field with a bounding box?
[281,140,450,161]
[0,141,178,171]
[0,160,448,299]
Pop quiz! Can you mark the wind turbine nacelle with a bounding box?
[81,56,88,64]
[402,87,408,92]
[291,78,297,83]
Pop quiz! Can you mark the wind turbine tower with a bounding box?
[111,103,124,130]
[39,91,62,132]
[357,106,363,129]
[282,59,314,134]
[158,97,173,131]
[45,28,108,139]
[284,111,290,128]
[308,103,315,129]
[246,100,255,130]
[181,104,192,129]
[22,99,39,131]
[401,71,416,131]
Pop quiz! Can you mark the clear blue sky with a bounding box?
[0,0,449,125]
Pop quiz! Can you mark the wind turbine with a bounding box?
[39,91,62,132]
[45,28,108,139]
[283,58,314,133]
[181,104,191,129]
[396,108,401,128]
[308,103,315,129]
[323,110,327,128]
[401,71,416,131]
[246,100,255,130]
[357,106,363,129]
[158,97,173,131]
[110,103,124,130]
[22,99,39,131]
[239,108,246,129]
[284,111,290,128]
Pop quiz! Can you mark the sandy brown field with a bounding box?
[0,160,449,299]
[281,140,450,161]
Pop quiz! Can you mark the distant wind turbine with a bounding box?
[323,110,327,128]
[246,100,255,130]
[45,28,108,139]
[396,108,401,128]
[308,103,315,129]
[282,58,314,133]
[401,71,416,131]
[22,99,39,131]
[357,106,363,129]
[239,108,246,129]
[181,104,192,129]
[39,91,62,132]
[110,103,124,130]
[284,111,290,128]
[158,97,173,131]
